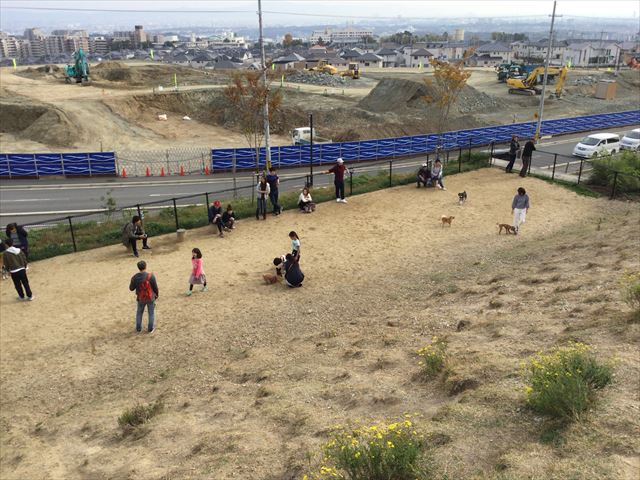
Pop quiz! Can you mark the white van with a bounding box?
[572,133,620,158]
[620,128,640,151]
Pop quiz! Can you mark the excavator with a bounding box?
[64,48,90,85]
[308,60,338,75]
[506,66,568,96]
[340,63,360,79]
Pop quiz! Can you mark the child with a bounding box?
[256,174,270,220]
[273,254,286,277]
[289,231,300,258]
[187,248,207,296]
[222,204,235,230]
[298,188,315,213]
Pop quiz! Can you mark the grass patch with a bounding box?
[416,337,447,380]
[529,173,602,198]
[589,151,640,194]
[521,342,613,420]
[117,399,163,434]
[620,271,640,320]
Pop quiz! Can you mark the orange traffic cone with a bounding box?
[145,166,150,177]
[121,167,127,178]
[160,167,165,177]
[179,165,185,176]
[204,165,210,175]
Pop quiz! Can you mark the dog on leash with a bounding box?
[497,223,517,235]
[441,215,455,227]
[458,191,467,205]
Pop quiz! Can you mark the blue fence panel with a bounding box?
[278,146,302,167]
[339,142,360,161]
[319,143,341,163]
[7,154,37,176]
[358,141,378,160]
[0,152,116,176]
[211,148,234,170]
[0,154,8,176]
[62,154,90,175]
[34,154,63,175]
[88,152,117,174]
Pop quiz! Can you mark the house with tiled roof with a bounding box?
[376,47,400,67]
[475,42,514,62]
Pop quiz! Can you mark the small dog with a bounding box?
[441,215,455,227]
[458,191,467,205]
[262,273,280,285]
[1,265,7,280]
[497,223,517,235]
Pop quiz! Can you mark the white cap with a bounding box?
[337,158,344,164]
[422,162,428,167]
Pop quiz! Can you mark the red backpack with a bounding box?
[138,273,155,302]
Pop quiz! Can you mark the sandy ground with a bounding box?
[1,168,638,479]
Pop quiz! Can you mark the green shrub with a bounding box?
[416,337,447,379]
[590,151,640,193]
[521,343,613,420]
[117,400,163,433]
[305,417,426,480]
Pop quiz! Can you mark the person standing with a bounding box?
[187,248,207,296]
[324,157,348,203]
[122,216,147,258]
[520,139,536,177]
[512,187,530,234]
[5,223,29,258]
[265,167,282,216]
[3,238,33,301]
[256,174,270,220]
[289,231,301,258]
[208,200,225,237]
[506,135,520,173]
[129,260,159,333]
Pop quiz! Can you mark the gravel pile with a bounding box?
[285,71,351,87]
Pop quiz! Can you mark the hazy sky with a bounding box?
[1,0,638,30]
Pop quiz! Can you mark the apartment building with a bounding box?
[311,27,374,45]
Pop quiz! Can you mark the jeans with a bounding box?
[256,197,267,219]
[269,189,280,214]
[506,153,516,172]
[334,181,345,200]
[520,156,530,177]
[129,237,148,255]
[431,177,444,188]
[136,301,155,332]
[11,269,32,299]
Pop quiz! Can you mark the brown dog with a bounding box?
[262,273,280,284]
[441,215,455,227]
[497,223,517,235]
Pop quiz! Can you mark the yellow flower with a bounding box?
[354,451,361,459]
[387,441,395,448]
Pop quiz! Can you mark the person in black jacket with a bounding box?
[283,253,304,288]
[416,163,430,187]
[208,200,225,237]
[506,135,520,173]
[520,139,536,177]
[5,223,29,258]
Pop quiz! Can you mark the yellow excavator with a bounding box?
[507,66,568,96]
[308,61,338,75]
[340,63,360,79]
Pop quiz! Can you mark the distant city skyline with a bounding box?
[1,0,638,33]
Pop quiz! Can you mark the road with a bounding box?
[1,126,637,226]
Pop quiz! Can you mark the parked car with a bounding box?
[572,133,620,158]
[620,128,640,151]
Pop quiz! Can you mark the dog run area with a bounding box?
[1,168,639,479]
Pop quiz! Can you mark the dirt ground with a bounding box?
[1,169,638,480]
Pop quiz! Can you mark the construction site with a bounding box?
[1,61,638,155]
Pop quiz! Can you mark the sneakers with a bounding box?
[17,296,24,301]
[441,187,447,191]
[336,198,341,203]
[136,328,142,334]
[202,286,208,292]
[142,246,151,250]
[133,252,139,257]
[437,184,443,190]
[186,290,193,296]
[27,296,34,301]
[340,198,348,203]
[219,232,224,238]
[148,328,155,335]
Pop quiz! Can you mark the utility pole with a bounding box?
[534,0,559,143]
[309,114,314,186]
[257,0,271,170]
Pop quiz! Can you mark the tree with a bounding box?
[317,36,325,46]
[283,33,293,46]
[421,58,471,133]
[224,71,283,188]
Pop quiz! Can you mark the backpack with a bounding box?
[138,273,154,302]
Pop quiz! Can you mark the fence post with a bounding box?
[489,141,495,166]
[172,198,179,230]
[350,169,353,195]
[137,204,142,219]
[205,192,210,211]
[389,160,392,186]
[87,153,92,177]
[201,153,205,174]
[60,153,66,177]
[446,149,450,164]
[251,175,255,205]
[610,171,618,199]
[68,216,77,252]
[165,150,170,175]
[577,158,584,185]
[551,154,557,180]
[467,138,472,166]
[34,155,39,179]
[458,147,462,172]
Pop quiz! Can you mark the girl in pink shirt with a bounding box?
[187,248,207,296]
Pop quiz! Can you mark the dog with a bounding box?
[262,273,280,285]
[458,191,467,205]
[441,215,455,227]
[1,265,7,280]
[497,223,517,235]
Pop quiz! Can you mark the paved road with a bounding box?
[1,125,637,226]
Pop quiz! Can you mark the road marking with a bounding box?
[148,192,197,197]
[0,198,66,202]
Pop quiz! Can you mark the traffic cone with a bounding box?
[204,165,210,175]
[145,166,150,177]
[180,165,185,176]
[160,167,165,177]
[121,167,127,178]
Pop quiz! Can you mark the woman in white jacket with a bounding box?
[298,187,315,213]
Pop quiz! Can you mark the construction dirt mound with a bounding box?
[16,64,64,80]
[359,77,506,116]
[91,62,230,88]
[0,97,76,147]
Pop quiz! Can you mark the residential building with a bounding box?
[89,36,109,56]
[512,39,568,64]
[356,52,383,68]
[376,47,400,67]
[563,42,621,67]
[475,42,514,62]
[311,27,373,45]
[405,47,433,67]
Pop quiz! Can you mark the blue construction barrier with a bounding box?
[0,152,117,177]
[211,109,640,170]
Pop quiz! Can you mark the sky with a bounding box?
[1,0,638,31]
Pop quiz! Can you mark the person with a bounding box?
[512,187,530,234]
[273,254,286,277]
[506,135,520,173]
[5,223,29,258]
[187,248,207,296]
[283,253,304,288]
[129,260,159,333]
[208,200,225,237]
[0,239,7,280]
[289,231,301,258]
[256,174,270,220]
[417,163,430,187]
[298,187,315,213]
[520,139,536,177]
[430,159,446,190]
[135,217,151,250]
[3,238,33,301]
[222,204,236,230]
[324,157,348,203]
[122,216,148,257]
[265,167,282,216]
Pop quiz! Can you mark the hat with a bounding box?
[422,162,428,167]
[213,200,221,207]
[337,158,344,164]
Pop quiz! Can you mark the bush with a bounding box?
[117,400,163,433]
[305,417,426,480]
[620,271,640,315]
[589,151,640,194]
[416,337,447,379]
[521,343,613,420]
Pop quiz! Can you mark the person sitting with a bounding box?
[298,187,316,213]
[416,163,430,188]
[283,253,304,288]
[122,216,147,257]
[429,159,446,190]
[222,204,236,230]
[208,200,225,237]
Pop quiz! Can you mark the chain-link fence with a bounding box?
[116,146,213,177]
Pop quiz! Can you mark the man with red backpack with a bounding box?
[129,260,159,333]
